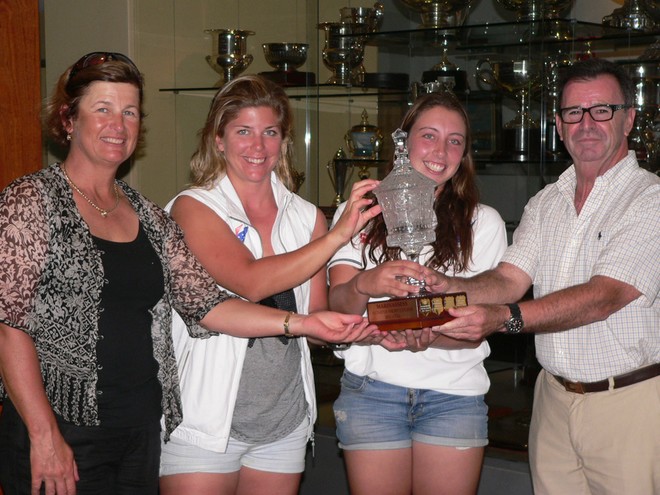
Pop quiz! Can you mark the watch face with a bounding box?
[506,318,524,334]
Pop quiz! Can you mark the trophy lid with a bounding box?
[374,129,437,257]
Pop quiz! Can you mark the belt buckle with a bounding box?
[563,380,585,394]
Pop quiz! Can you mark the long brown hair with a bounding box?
[189,75,296,190]
[364,91,479,273]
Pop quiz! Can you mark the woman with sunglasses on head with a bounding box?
[158,74,382,495]
[0,53,378,495]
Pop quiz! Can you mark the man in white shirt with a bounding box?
[431,58,660,494]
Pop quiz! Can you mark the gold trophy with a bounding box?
[366,129,467,331]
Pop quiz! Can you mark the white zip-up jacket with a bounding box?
[163,173,318,453]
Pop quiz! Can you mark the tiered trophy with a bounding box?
[400,1,475,95]
[476,58,543,161]
[339,2,385,82]
[205,29,254,87]
[260,43,315,86]
[366,129,468,331]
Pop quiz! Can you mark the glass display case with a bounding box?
[158,4,658,221]
[154,1,657,458]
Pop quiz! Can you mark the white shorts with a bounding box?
[160,416,310,476]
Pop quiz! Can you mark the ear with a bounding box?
[623,107,636,137]
[555,113,564,141]
[59,105,74,134]
[215,134,224,152]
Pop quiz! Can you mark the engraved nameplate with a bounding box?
[367,292,468,331]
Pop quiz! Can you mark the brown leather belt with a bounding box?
[553,363,660,394]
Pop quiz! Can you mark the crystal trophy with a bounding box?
[366,129,468,331]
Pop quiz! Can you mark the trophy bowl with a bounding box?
[263,43,308,72]
[398,0,474,29]
[496,0,574,21]
[205,28,255,87]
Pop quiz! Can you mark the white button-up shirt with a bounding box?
[502,151,660,382]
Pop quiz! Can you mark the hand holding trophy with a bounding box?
[367,129,468,331]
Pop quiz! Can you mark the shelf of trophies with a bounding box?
[157,1,659,212]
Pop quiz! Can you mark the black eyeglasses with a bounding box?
[67,52,137,82]
[558,104,632,124]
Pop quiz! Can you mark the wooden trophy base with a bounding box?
[367,292,468,331]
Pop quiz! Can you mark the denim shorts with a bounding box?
[333,370,488,450]
[160,416,309,476]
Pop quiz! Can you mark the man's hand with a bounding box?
[433,304,510,341]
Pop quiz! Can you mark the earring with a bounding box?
[66,133,71,141]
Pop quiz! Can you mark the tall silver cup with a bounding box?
[319,22,368,85]
[205,29,254,87]
[477,59,542,160]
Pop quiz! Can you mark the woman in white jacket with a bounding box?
[159,75,381,495]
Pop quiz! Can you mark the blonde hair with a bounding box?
[189,75,296,190]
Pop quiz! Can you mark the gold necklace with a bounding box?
[61,164,120,218]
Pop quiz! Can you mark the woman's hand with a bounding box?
[355,260,435,299]
[376,328,433,352]
[30,431,79,495]
[290,311,379,344]
[330,180,381,244]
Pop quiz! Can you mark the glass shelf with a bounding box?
[353,19,659,52]
[159,85,410,100]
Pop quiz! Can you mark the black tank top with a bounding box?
[92,223,165,427]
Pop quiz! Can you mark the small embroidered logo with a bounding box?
[235,225,248,243]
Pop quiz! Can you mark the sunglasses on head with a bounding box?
[67,52,137,82]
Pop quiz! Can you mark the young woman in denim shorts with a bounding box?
[328,91,508,495]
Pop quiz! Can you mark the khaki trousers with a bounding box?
[528,369,660,495]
